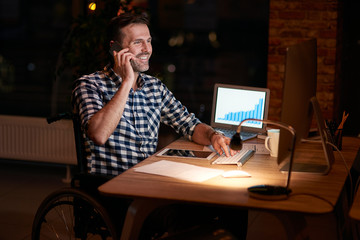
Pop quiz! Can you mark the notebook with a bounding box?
[210,83,270,141]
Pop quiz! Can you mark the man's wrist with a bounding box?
[210,130,225,141]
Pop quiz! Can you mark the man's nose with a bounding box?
[142,42,151,52]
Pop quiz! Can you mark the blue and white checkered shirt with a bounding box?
[72,65,201,176]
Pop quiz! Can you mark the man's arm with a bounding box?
[192,123,235,157]
[86,81,132,145]
[87,48,136,145]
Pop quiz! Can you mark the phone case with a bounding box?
[109,42,122,56]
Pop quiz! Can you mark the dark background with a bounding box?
[0,0,269,125]
[0,0,359,136]
[340,1,360,136]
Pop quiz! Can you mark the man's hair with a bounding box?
[107,12,150,45]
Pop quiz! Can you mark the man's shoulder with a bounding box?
[140,73,165,88]
[141,73,160,82]
[78,70,107,81]
[75,70,112,87]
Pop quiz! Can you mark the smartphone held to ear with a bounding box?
[109,42,122,56]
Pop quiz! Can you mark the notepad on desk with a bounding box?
[134,160,224,183]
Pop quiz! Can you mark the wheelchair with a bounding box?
[31,113,245,240]
[31,112,127,240]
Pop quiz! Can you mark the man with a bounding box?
[72,12,236,176]
[72,12,247,239]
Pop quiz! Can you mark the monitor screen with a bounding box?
[210,84,270,134]
[214,87,267,129]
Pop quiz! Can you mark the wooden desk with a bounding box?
[99,137,360,239]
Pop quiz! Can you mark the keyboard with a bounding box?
[212,149,255,167]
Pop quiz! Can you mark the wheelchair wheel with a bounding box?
[32,188,118,240]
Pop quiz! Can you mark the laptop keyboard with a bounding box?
[215,128,258,141]
[212,149,255,167]
[240,131,258,140]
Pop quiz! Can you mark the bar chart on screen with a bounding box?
[216,97,264,128]
[218,98,264,122]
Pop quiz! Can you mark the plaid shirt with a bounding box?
[72,65,201,176]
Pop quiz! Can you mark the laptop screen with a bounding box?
[211,84,270,132]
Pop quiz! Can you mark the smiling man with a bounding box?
[72,12,247,239]
[72,12,235,176]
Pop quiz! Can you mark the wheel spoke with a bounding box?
[32,189,116,240]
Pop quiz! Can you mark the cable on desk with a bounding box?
[300,138,321,143]
[288,193,334,209]
[304,139,354,202]
[326,141,355,240]
[290,140,354,240]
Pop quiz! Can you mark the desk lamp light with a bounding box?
[230,119,296,200]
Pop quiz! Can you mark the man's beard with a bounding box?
[131,53,150,72]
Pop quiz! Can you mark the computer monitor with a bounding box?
[278,38,334,174]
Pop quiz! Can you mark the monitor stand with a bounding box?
[280,97,335,175]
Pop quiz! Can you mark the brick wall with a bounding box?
[267,0,341,122]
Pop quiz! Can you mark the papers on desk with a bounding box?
[134,160,224,183]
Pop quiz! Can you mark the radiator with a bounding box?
[0,115,77,165]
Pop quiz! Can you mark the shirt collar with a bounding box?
[103,63,146,89]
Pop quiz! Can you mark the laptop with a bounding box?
[210,83,270,141]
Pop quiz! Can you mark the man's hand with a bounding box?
[113,48,136,85]
[192,123,238,157]
[210,133,237,157]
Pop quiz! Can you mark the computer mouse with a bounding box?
[222,170,251,178]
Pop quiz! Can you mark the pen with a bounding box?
[237,150,255,167]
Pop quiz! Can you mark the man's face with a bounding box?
[120,23,152,73]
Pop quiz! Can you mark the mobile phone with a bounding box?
[156,148,217,160]
[109,41,122,56]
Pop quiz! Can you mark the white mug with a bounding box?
[265,129,280,157]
